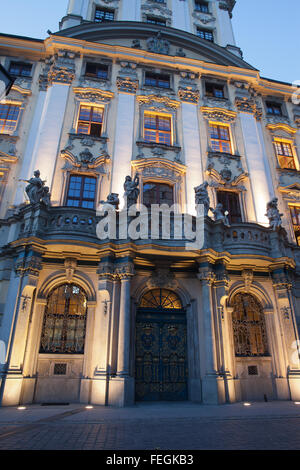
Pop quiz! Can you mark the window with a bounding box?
[217,191,242,224]
[140,289,182,309]
[232,293,269,357]
[85,62,109,80]
[66,175,97,209]
[205,82,225,99]
[195,1,209,13]
[9,61,32,77]
[146,16,167,26]
[0,103,20,134]
[266,101,282,116]
[289,205,300,246]
[94,8,115,22]
[209,123,232,153]
[144,113,172,145]
[145,71,170,89]
[143,182,174,208]
[197,28,214,42]
[77,105,103,137]
[40,284,87,354]
[274,140,296,170]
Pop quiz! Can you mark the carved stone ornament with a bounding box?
[242,269,253,292]
[147,32,170,55]
[15,256,42,277]
[265,198,283,230]
[146,268,178,290]
[64,258,77,282]
[194,181,210,216]
[47,50,77,85]
[201,106,237,123]
[124,174,140,208]
[100,193,120,210]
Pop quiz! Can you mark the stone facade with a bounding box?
[0,0,300,406]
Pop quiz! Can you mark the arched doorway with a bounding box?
[135,288,188,402]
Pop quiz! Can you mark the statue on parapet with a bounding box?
[20,170,51,206]
[194,181,210,217]
[124,174,140,208]
[212,203,230,226]
[100,193,120,210]
[265,198,283,230]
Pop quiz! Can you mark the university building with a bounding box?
[0,0,300,406]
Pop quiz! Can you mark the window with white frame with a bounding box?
[0,103,20,134]
[76,105,104,137]
[143,112,172,145]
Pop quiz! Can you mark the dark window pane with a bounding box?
[143,182,173,207]
[195,1,209,13]
[66,175,96,208]
[146,16,166,26]
[9,62,32,77]
[95,8,115,22]
[217,191,242,224]
[85,62,108,80]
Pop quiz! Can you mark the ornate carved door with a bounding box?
[135,289,188,401]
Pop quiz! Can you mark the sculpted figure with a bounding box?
[212,203,230,226]
[41,186,51,206]
[124,174,140,208]
[194,181,210,217]
[24,170,44,204]
[101,193,120,210]
[265,198,283,230]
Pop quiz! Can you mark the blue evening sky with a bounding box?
[0,0,299,84]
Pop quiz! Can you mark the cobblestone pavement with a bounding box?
[0,402,299,450]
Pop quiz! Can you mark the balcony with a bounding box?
[6,204,294,262]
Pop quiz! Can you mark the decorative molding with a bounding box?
[64,258,77,282]
[178,87,200,104]
[137,94,180,111]
[61,147,110,171]
[146,268,178,290]
[201,106,237,123]
[266,123,297,135]
[242,269,253,293]
[147,32,170,55]
[73,87,114,103]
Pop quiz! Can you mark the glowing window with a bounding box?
[40,284,87,354]
[140,289,182,310]
[274,140,296,170]
[77,105,103,137]
[0,103,20,134]
[209,123,232,154]
[144,113,172,145]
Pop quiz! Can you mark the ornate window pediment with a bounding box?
[201,106,237,123]
[73,87,114,104]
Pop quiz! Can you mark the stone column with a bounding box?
[214,0,236,47]
[109,260,135,407]
[178,84,203,215]
[197,265,226,404]
[272,270,300,400]
[0,252,42,406]
[111,76,138,207]
[172,0,192,33]
[120,0,141,21]
[213,266,236,403]
[25,52,75,194]
[236,97,273,225]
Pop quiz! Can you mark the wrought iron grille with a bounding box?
[232,293,269,357]
[139,289,182,310]
[40,284,87,354]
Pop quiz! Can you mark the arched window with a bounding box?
[139,289,182,310]
[232,293,269,357]
[40,284,87,354]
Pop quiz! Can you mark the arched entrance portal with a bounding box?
[135,289,188,402]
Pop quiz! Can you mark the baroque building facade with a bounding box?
[0,0,300,406]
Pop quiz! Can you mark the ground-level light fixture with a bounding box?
[243,402,251,406]
[85,405,93,409]
[17,406,26,410]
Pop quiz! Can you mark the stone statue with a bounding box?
[124,174,140,208]
[101,193,120,210]
[265,198,283,230]
[22,170,51,206]
[212,203,230,226]
[194,181,210,216]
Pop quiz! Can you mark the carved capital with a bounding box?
[235,98,262,120]
[116,77,139,94]
[15,256,42,277]
[197,268,216,285]
[178,87,200,104]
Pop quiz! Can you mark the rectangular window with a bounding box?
[9,61,32,77]
[197,28,214,42]
[146,16,167,26]
[290,205,300,246]
[0,103,20,134]
[143,182,174,208]
[145,71,170,89]
[77,105,103,137]
[66,175,97,209]
[266,101,282,116]
[274,140,296,170]
[209,123,232,153]
[144,113,172,145]
[217,191,242,224]
[85,63,109,80]
[195,1,209,13]
[205,82,225,99]
[95,8,115,22]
